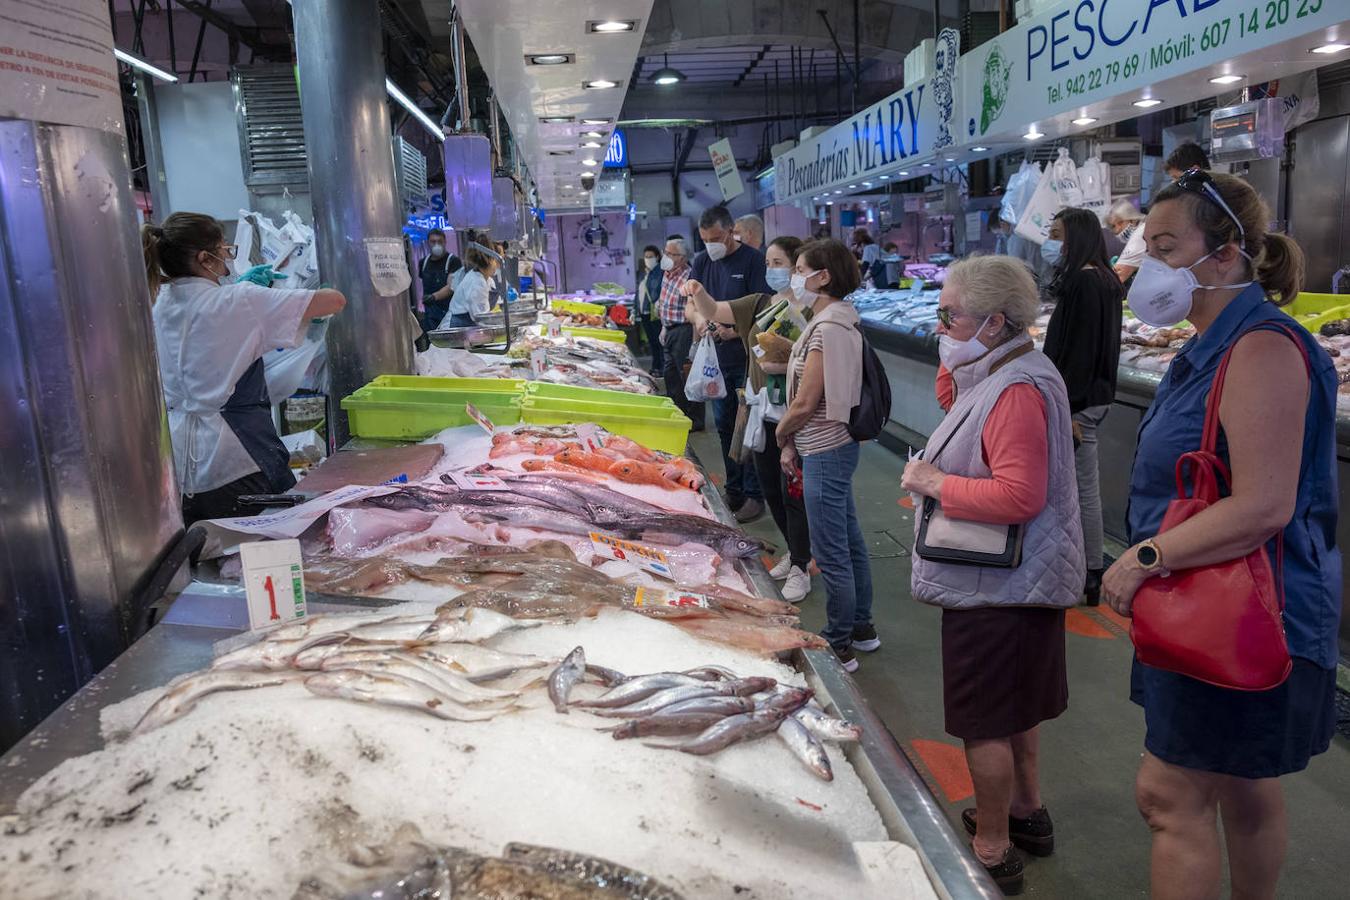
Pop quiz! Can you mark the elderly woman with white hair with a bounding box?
[1107,198,1148,282]
[901,255,1083,895]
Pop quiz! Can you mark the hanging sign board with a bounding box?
[0,0,123,134]
[365,237,412,297]
[709,138,745,202]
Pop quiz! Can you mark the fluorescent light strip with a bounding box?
[385,78,444,142]
[114,48,178,82]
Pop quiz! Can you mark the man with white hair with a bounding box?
[1107,199,1147,283]
[657,235,704,428]
[733,214,765,251]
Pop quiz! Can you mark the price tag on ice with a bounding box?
[240,539,306,630]
[448,470,510,491]
[465,402,496,436]
[530,347,547,378]
[631,586,712,609]
[547,320,563,337]
[590,532,674,580]
[575,423,606,451]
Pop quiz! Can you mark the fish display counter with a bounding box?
[0,422,1000,899]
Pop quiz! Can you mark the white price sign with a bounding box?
[530,348,547,378]
[240,539,306,630]
[590,532,674,580]
[547,320,563,337]
[574,424,606,452]
[631,586,712,609]
[448,470,510,491]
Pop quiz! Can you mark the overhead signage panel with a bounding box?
[603,129,628,168]
[962,0,1343,144]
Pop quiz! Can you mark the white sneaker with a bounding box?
[768,554,793,580]
[781,566,811,603]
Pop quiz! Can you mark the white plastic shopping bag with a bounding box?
[1078,157,1113,223]
[1049,148,1084,208]
[685,334,727,402]
[1014,165,1059,245]
[743,385,768,454]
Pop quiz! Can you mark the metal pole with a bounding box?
[449,4,470,133]
[135,74,170,218]
[934,0,941,39]
[188,0,210,83]
[853,0,861,113]
[488,94,504,172]
[293,0,415,447]
[166,0,177,75]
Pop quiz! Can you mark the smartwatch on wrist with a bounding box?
[1135,540,1170,578]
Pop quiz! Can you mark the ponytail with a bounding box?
[141,212,225,302]
[141,223,165,301]
[1256,232,1304,307]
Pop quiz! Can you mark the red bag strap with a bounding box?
[1197,321,1311,613]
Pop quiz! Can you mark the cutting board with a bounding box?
[292,444,444,494]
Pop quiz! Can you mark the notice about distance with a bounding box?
[0,0,123,134]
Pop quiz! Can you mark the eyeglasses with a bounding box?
[216,244,239,260]
[1173,167,1245,242]
[936,307,964,328]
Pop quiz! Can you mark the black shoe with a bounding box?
[962,807,1054,857]
[828,642,859,673]
[733,498,764,523]
[1082,568,1103,607]
[977,845,1025,896]
[851,623,881,653]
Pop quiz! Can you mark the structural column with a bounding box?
[292,0,414,445]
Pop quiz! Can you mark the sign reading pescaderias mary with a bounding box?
[0,0,123,134]
[775,29,961,205]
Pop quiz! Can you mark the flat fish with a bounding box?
[303,670,502,722]
[662,708,788,756]
[792,706,864,743]
[502,843,686,899]
[132,669,304,736]
[548,646,587,713]
[777,715,834,781]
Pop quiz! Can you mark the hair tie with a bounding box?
[151,226,165,239]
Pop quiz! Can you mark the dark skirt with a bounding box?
[1130,656,1336,779]
[941,606,1068,740]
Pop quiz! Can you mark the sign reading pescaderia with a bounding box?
[775,28,960,204]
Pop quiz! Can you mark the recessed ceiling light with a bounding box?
[588,20,636,33]
[581,118,611,125]
[862,181,872,187]
[582,131,606,139]
[563,184,574,189]
[548,150,573,156]
[580,140,602,148]
[898,171,909,176]
[540,115,574,124]
[1133,98,1163,108]
[944,157,956,162]
[833,190,842,195]
[526,53,574,66]
[847,184,856,189]
[971,146,988,152]
[1023,129,1044,140]
[1071,116,1098,126]
[826,201,833,206]
[584,79,619,90]
[879,175,890,181]
[921,162,933,168]
[1209,74,1243,85]
[1311,43,1349,54]
[581,158,599,166]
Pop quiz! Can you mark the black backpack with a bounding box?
[847,324,891,442]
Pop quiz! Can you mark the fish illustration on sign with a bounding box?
[980,44,1013,135]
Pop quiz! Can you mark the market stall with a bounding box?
[0,417,999,900]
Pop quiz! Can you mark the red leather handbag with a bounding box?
[1130,324,1308,691]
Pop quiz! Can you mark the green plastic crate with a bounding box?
[519,398,691,455]
[341,385,521,439]
[369,375,525,395]
[524,381,677,411]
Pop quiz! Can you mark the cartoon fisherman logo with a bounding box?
[932,28,960,151]
[980,45,1013,136]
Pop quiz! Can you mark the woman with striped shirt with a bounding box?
[777,239,875,672]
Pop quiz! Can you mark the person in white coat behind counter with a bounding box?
[440,243,498,329]
[143,212,346,524]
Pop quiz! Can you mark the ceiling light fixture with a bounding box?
[1133,97,1163,108]
[563,184,574,189]
[580,140,602,148]
[582,130,606,139]
[581,158,599,166]
[898,171,909,176]
[971,146,988,152]
[1071,116,1098,126]
[540,115,575,124]
[1209,74,1243,85]
[588,20,636,33]
[651,53,685,86]
[920,162,933,168]
[1311,43,1349,54]
[114,47,178,82]
[548,150,573,156]
[584,79,619,89]
[384,78,444,142]
[847,184,857,189]
[581,118,611,125]
[1023,129,1044,140]
[944,157,956,162]
[879,175,890,180]
[833,190,842,195]
[526,53,573,66]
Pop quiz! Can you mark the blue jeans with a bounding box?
[802,441,872,651]
[713,357,761,506]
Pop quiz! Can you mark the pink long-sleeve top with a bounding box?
[934,365,1049,526]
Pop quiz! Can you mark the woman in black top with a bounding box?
[1042,207,1124,605]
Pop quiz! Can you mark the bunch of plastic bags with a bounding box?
[1012,149,1113,245]
[233,209,321,289]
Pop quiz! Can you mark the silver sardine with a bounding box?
[663,708,788,756]
[303,670,502,722]
[547,646,587,714]
[777,715,834,781]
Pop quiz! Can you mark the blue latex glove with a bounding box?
[236,264,276,287]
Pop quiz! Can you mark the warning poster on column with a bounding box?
[0,0,123,134]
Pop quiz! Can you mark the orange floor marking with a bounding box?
[897,496,915,510]
[911,738,975,803]
[1065,607,1114,639]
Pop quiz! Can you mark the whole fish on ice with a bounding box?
[303,670,503,722]
[132,669,305,736]
[547,646,587,713]
[776,715,834,781]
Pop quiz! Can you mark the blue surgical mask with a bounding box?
[765,267,791,293]
[1040,239,1063,267]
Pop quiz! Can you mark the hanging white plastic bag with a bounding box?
[232,211,257,277]
[265,319,329,409]
[1078,157,1113,223]
[743,386,768,454]
[685,334,727,402]
[1049,147,1084,208]
[1000,161,1033,225]
[1014,165,1059,245]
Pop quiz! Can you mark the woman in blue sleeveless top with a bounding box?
[1102,171,1340,899]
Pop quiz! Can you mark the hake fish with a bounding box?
[752,686,815,714]
[584,663,629,687]
[548,646,587,713]
[585,677,773,719]
[132,669,305,736]
[417,606,538,643]
[608,711,743,740]
[319,651,519,706]
[570,672,712,709]
[303,670,503,722]
[660,708,789,756]
[777,715,834,781]
[791,705,864,743]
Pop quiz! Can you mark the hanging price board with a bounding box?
[589,532,674,580]
[240,539,306,630]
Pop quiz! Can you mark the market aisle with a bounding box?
[689,429,1350,897]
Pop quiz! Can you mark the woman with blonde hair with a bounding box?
[901,254,1082,894]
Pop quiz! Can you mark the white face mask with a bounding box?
[203,251,230,284]
[1127,250,1254,327]
[790,270,821,306]
[705,241,728,262]
[660,255,675,272]
[429,244,446,257]
[937,316,993,371]
[644,256,659,268]
[765,267,791,293]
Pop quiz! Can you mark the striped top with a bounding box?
[790,328,854,456]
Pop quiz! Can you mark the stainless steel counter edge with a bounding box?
[694,450,1000,900]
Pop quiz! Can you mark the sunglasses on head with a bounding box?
[1173,167,1245,242]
